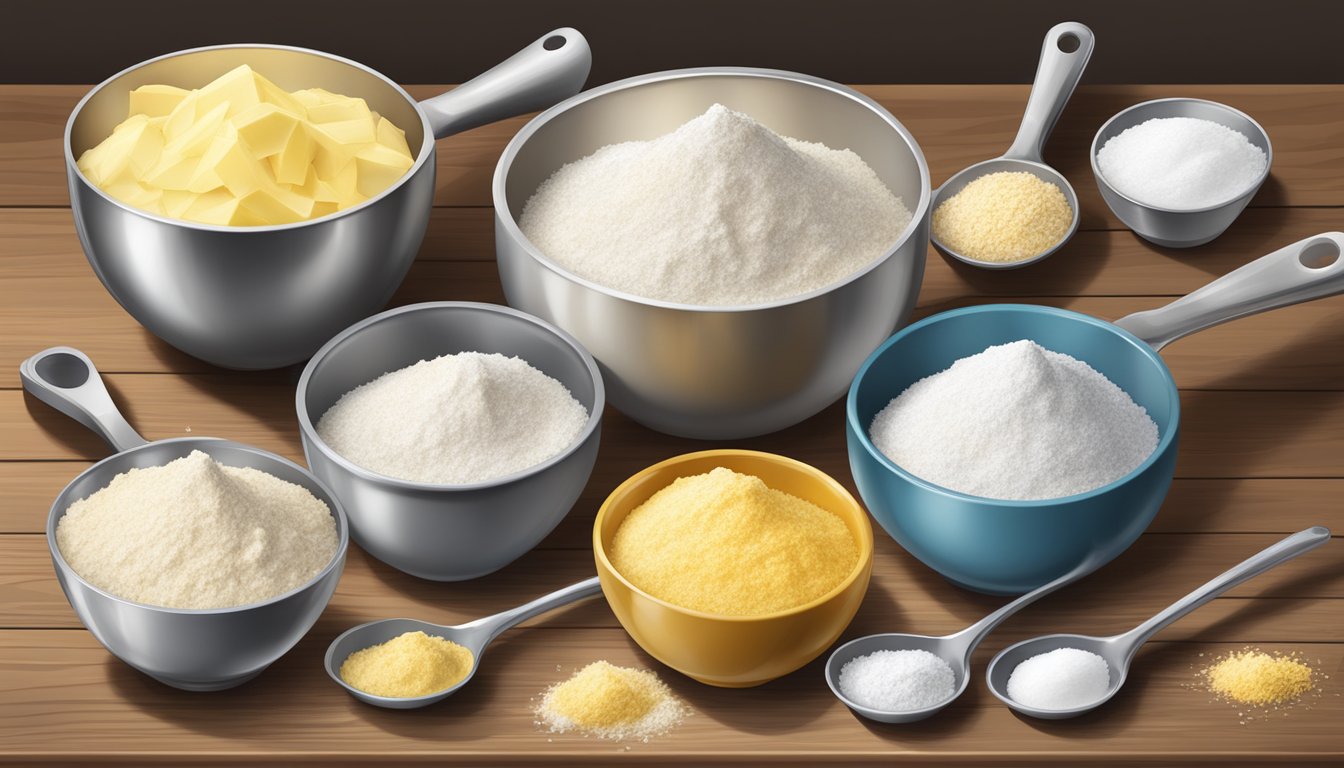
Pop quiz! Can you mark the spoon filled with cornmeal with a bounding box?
[326,577,601,708]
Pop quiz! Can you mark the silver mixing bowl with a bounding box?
[494,68,931,439]
[22,347,348,691]
[1091,98,1272,248]
[296,302,603,581]
[66,31,590,369]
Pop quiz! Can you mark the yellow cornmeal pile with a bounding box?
[610,467,858,616]
[536,661,686,741]
[339,631,474,698]
[932,171,1073,263]
[1201,648,1316,706]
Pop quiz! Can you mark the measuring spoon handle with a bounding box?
[1114,233,1344,351]
[950,550,1108,664]
[467,576,602,644]
[1121,527,1331,653]
[19,347,147,453]
[1003,21,1094,163]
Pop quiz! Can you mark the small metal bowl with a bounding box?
[1091,98,1273,248]
[296,302,603,581]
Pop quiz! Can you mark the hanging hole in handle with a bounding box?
[543,35,566,51]
[1057,33,1081,53]
[35,353,90,389]
[1299,239,1341,269]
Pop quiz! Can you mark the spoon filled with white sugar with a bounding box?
[987,527,1330,719]
[825,553,1106,723]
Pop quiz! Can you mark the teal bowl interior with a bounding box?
[846,304,1181,595]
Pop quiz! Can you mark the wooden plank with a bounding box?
[3,207,1344,388]
[5,463,1340,538]
[5,375,1344,478]
[0,630,1338,763]
[3,531,1340,635]
[4,84,1341,214]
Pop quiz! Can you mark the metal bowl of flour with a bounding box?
[22,347,348,691]
[494,68,931,439]
[296,302,604,581]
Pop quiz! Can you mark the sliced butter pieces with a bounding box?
[77,65,415,226]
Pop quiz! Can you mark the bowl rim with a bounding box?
[46,436,350,616]
[592,448,875,623]
[846,303,1182,507]
[296,301,606,492]
[64,42,436,233]
[1089,96,1274,215]
[492,66,932,314]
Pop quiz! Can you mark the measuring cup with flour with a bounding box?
[21,346,348,690]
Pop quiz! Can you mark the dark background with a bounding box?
[8,0,1342,85]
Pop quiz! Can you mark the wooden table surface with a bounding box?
[0,83,1340,766]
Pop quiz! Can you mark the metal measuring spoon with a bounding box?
[825,552,1105,723]
[930,21,1094,269]
[325,577,601,709]
[986,526,1331,720]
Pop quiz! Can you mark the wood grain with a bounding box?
[0,631,1339,764]
[1,83,1340,765]
[4,85,1341,215]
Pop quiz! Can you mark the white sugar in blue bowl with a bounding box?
[1091,98,1272,248]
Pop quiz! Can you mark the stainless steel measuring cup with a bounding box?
[930,21,1093,269]
[21,346,349,690]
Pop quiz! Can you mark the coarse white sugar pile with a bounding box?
[869,339,1159,500]
[1097,116,1267,209]
[56,450,338,609]
[519,104,912,306]
[1007,647,1111,710]
[317,352,588,485]
[837,649,956,712]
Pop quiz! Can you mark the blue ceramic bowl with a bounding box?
[846,304,1181,595]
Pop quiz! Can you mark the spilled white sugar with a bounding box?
[1007,647,1111,710]
[1097,116,1267,209]
[317,352,588,485]
[519,104,912,306]
[837,649,956,712]
[869,340,1159,500]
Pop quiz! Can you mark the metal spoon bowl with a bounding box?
[930,21,1093,270]
[325,577,601,709]
[825,553,1104,723]
[987,526,1331,719]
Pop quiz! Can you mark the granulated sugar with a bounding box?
[869,339,1159,500]
[1007,647,1111,710]
[837,649,956,712]
[1097,116,1267,209]
[317,352,588,485]
[56,450,337,609]
[519,104,912,306]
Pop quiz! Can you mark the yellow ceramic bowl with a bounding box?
[593,449,873,687]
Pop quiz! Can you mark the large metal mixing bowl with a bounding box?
[494,68,930,439]
[66,31,590,369]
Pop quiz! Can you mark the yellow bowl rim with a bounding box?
[593,448,874,624]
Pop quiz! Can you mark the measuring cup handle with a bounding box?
[419,28,591,139]
[1002,21,1094,164]
[1120,527,1330,655]
[1114,233,1344,350]
[19,347,147,453]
